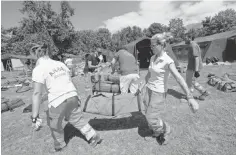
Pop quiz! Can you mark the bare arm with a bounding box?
[145,70,151,84]
[195,57,199,71]
[169,63,192,97]
[32,82,44,118]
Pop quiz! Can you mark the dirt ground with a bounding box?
[1,63,236,155]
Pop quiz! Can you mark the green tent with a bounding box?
[124,37,153,68]
[172,30,236,62]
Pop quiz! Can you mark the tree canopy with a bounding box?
[2,2,236,58]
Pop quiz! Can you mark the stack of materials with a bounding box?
[82,73,145,116]
[1,98,25,112]
[207,73,236,92]
[91,74,120,94]
[206,57,220,65]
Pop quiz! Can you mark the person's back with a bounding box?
[33,58,77,108]
[31,44,102,152]
[115,49,137,76]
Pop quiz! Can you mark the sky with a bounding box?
[1,1,236,33]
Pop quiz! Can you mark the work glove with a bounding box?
[194,71,200,78]
[31,116,43,131]
[187,95,199,113]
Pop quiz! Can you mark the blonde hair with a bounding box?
[30,44,49,59]
[151,32,173,47]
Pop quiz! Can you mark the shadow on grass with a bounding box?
[89,112,153,137]
[63,112,153,144]
[64,123,87,144]
[167,89,185,99]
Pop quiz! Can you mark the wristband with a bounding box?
[31,115,39,123]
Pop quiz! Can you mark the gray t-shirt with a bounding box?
[187,41,203,71]
[114,50,138,76]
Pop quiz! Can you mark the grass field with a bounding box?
[1,63,236,155]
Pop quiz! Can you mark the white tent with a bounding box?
[11,59,24,70]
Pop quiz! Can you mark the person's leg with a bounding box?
[120,75,133,94]
[186,70,194,93]
[145,88,171,144]
[47,102,67,151]
[66,96,102,147]
[192,77,210,100]
[129,74,140,94]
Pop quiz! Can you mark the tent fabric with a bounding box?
[195,30,236,43]
[202,39,228,61]
[172,30,236,62]
[124,37,151,56]
[11,59,24,70]
[124,37,152,68]
[225,36,236,61]
[172,30,236,47]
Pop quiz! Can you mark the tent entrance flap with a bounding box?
[137,46,152,68]
[125,37,152,69]
[225,37,236,62]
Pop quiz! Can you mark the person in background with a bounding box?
[185,34,210,100]
[84,50,101,74]
[110,46,139,94]
[141,33,199,145]
[97,48,104,64]
[30,44,102,153]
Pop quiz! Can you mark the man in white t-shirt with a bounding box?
[30,44,102,152]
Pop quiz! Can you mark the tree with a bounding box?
[169,18,186,43]
[201,9,236,36]
[4,1,76,58]
[75,30,98,53]
[111,26,144,50]
[95,28,112,50]
[145,23,168,37]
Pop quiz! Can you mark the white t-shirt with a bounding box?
[146,52,174,93]
[32,58,77,108]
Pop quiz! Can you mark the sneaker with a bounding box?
[156,122,171,145]
[89,133,103,147]
[49,145,67,153]
[198,91,210,101]
[152,122,171,145]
